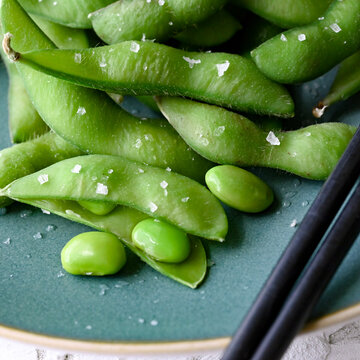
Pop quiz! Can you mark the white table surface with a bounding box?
[2,318,360,360]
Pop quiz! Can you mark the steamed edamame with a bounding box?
[61,232,127,276]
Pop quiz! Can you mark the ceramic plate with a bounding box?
[0,59,359,354]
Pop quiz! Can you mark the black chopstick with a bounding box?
[222,126,360,360]
[251,179,360,360]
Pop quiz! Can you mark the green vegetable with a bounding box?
[313,50,360,118]
[174,10,241,47]
[61,231,127,276]
[8,41,294,117]
[157,96,356,180]
[205,165,274,213]
[30,14,90,49]
[18,0,116,28]
[1,155,228,241]
[90,0,227,44]
[1,0,212,183]
[0,196,207,288]
[132,219,191,263]
[78,200,116,216]
[0,19,48,143]
[232,0,332,28]
[0,132,82,208]
[251,0,360,84]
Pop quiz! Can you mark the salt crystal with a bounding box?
[96,183,108,195]
[183,56,201,69]
[41,209,51,215]
[330,23,342,33]
[74,53,82,63]
[160,181,168,189]
[37,174,49,184]
[214,126,225,136]
[216,60,230,77]
[181,197,190,203]
[266,131,281,146]
[33,232,43,240]
[290,219,298,228]
[3,238,11,245]
[138,168,145,173]
[149,202,158,213]
[158,0,165,5]
[298,34,306,42]
[77,107,86,115]
[71,164,82,173]
[150,320,158,326]
[165,167,172,172]
[280,34,287,42]
[130,42,140,53]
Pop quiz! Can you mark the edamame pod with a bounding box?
[1,155,228,241]
[90,0,227,44]
[0,21,48,143]
[313,51,360,118]
[18,0,116,28]
[251,0,360,84]
[232,0,332,28]
[1,0,213,182]
[30,15,90,49]
[205,166,274,213]
[0,132,83,207]
[174,10,241,48]
[61,232,127,276]
[9,41,294,117]
[8,198,206,288]
[157,97,356,180]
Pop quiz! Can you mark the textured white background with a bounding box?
[2,318,360,360]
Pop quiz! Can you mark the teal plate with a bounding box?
[0,60,359,352]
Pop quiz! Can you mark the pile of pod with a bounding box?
[0,0,358,288]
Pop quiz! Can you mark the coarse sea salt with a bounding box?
[216,60,230,77]
[298,34,306,42]
[71,164,82,173]
[130,41,140,53]
[149,202,158,213]
[183,56,201,69]
[266,131,281,146]
[37,174,49,184]
[96,183,108,195]
[330,23,342,33]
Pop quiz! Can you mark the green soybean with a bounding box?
[18,0,116,29]
[0,132,83,207]
[0,21,48,143]
[1,0,212,183]
[232,0,332,28]
[251,0,360,84]
[174,10,241,48]
[78,200,116,216]
[61,232,126,276]
[0,195,206,287]
[313,50,360,118]
[90,0,227,44]
[205,165,274,213]
[132,219,191,263]
[10,42,294,117]
[1,155,228,241]
[30,15,90,49]
[157,97,356,180]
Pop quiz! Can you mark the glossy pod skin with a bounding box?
[0,132,83,207]
[1,0,212,183]
[232,0,332,28]
[78,200,116,216]
[172,10,241,48]
[11,42,294,117]
[132,219,191,263]
[252,0,360,84]
[1,155,228,241]
[157,97,356,180]
[8,198,206,288]
[30,15,90,49]
[313,50,360,118]
[61,232,127,276]
[90,0,227,44]
[205,165,274,213]
[0,20,48,143]
[17,0,116,28]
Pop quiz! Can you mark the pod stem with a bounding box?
[2,33,20,62]
[312,102,327,118]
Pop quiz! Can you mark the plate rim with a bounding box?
[1,302,360,355]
